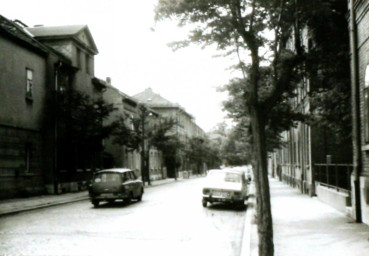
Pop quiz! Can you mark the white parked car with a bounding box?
[202,168,248,208]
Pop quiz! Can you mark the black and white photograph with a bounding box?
[1,1,369,256]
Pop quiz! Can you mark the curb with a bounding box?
[241,183,258,256]
[0,177,186,217]
[0,196,89,217]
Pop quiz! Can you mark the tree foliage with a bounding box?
[156,1,351,255]
[58,90,116,152]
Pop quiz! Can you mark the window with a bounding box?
[128,171,136,180]
[76,48,81,68]
[85,54,90,74]
[25,143,32,173]
[26,69,33,100]
[364,65,369,142]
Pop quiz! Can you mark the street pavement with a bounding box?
[0,176,246,256]
[3,175,366,256]
[249,178,369,256]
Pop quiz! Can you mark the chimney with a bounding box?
[106,77,111,85]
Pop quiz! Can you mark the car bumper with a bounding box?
[89,193,129,201]
[202,194,245,204]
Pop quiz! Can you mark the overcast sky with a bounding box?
[3,0,239,132]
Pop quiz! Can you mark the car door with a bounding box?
[129,171,140,197]
[124,171,135,196]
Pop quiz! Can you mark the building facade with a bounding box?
[349,0,369,225]
[272,23,353,215]
[103,83,164,181]
[0,15,50,198]
[24,24,104,193]
[132,88,207,177]
[0,15,78,197]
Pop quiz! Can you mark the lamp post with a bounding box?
[139,105,152,186]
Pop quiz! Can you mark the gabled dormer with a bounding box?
[26,25,98,75]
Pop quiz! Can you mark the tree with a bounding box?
[57,90,117,170]
[221,121,253,166]
[155,1,315,255]
[185,136,207,174]
[304,0,351,145]
[114,104,180,184]
[150,116,183,179]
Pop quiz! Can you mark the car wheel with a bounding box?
[125,192,133,204]
[137,188,143,201]
[239,202,246,210]
[92,200,100,208]
[202,200,207,208]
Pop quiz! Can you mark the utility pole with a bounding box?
[140,106,146,185]
[139,105,151,186]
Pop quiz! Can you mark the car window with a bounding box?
[94,173,121,183]
[208,171,241,183]
[122,172,129,182]
[225,173,241,183]
[129,171,137,180]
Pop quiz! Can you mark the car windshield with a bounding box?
[93,172,121,183]
[208,171,241,183]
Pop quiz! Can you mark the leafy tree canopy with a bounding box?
[58,90,116,152]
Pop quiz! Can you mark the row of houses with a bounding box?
[0,14,205,199]
[268,0,369,226]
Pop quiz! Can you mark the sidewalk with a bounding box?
[248,178,369,256]
[0,178,179,217]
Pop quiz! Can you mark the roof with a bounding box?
[0,15,49,55]
[132,88,193,119]
[26,25,86,37]
[26,24,98,55]
[95,168,132,174]
[132,88,180,108]
[105,83,138,107]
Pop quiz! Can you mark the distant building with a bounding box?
[132,88,206,177]
[103,82,164,181]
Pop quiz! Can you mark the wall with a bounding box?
[316,183,350,213]
[353,0,369,225]
[0,35,47,198]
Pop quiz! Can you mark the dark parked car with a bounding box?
[88,168,144,207]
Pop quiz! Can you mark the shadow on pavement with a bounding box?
[90,200,142,209]
[206,202,247,212]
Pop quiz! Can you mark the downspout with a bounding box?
[54,61,62,194]
[349,0,362,222]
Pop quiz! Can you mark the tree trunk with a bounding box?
[250,107,274,256]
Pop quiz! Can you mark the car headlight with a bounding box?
[233,192,242,197]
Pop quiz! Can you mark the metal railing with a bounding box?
[313,163,352,192]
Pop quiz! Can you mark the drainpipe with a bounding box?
[349,0,362,223]
[54,61,62,194]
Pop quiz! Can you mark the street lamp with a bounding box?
[139,105,153,186]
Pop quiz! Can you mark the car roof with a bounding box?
[95,168,132,174]
[208,168,244,175]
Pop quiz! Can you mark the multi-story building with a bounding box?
[348,0,369,225]
[132,88,206,177]
[103,82,164,181]
[23,24,104,193]
[272,24,353,214]
[0,15,76,198]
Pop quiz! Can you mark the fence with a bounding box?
[313,163,352,192]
